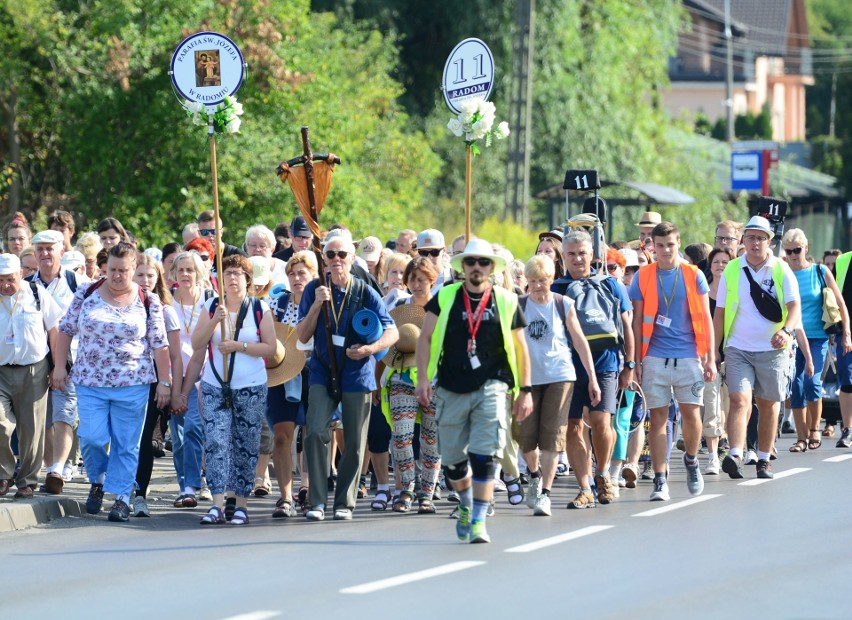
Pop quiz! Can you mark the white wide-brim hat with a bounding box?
[450,239,506,273]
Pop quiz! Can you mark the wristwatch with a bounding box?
[159,380,171,388]
[519,386,533,394]
[782,326,794,337]
[624,361,636,370]
[242,342,248,352]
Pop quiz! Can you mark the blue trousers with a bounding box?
[170,386,204,490]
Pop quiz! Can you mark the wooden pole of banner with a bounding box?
[465,143,472,243]
[209,120,228,378]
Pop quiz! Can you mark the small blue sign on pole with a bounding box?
[731,151,763,191]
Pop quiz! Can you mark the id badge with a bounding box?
[4,333,12,345]
[656,314,672,328]
[469,354,481,369]
[331,334,345,347]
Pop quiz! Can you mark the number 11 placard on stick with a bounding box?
[443,38,509,242]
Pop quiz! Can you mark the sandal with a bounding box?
[357,478,368,499]
[230,508,250,525]
[392,491,413,513]
[808,429,822,451]
[174,494,187,508]
[253,477,271,497]
[823,424,835,438]
[789,439,808,453]
[296,487,309,511]
[199,506,225,525]
[371,489,391,511]
[224,497,237,521]
[504,477,525,506]
[272,497,296,519]
[182,494,198,508]
[417,497,436,514]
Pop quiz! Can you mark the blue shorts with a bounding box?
[791,338,828,408]
[837,341,852,389]
[569,371,618,419]
[266,373,307,428]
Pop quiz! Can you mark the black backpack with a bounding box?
[553,275,623,352]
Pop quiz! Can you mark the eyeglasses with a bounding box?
[247,243,270,251]
[606,264,619,272]
[199,228,216,237]
[743,235,769,243]
[715,235,738,243]
[784,247,803,255]
[418,249,442,257]
[462,257,493,267]
[325,250,349,260]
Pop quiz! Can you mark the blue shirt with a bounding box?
[794,264,826,339]
[551,270,630,375]
[629,264,709,359]
[298,277,396,392]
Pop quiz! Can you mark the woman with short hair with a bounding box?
[75,232,103,280]
[190,254,277,525]
[52,243,171,523]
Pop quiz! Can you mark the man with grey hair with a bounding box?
[297,233,398,521]
[396,229,417,256]
[0,254,63,498]
[552,230,635,509]
[182,223,200,244]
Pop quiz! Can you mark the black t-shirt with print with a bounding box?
[425,286,527,394]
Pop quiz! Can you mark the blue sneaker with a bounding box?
[470,520,490,544]
[455,504,471,541]
[85,483,104,515]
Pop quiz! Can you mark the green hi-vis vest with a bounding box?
[721,256,788,348]
[427,283,520,396]
[836,252,852,292]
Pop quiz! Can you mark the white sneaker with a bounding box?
[132,496,150,517]
[525,476,542,509]
[705,457,720,475]
[745,450,758,465]
[649,477,670,501]
[533,493,551,516]
[306,506,325,521]
[333,508,352,521]
[555,462,569,477]
[493,478,507,493]
[61,465,77,482]
[611,481,620,499]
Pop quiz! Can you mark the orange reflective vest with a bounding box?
[637,262,708,359]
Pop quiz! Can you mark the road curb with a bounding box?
[0,497,86,533]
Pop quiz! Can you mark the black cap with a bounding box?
[290,215,312,238]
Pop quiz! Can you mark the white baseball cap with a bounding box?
[0,254,21,275]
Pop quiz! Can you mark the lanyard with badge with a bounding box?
[462,286,492,370]
[329,276,350,348]
[0,291,20,344]
[656,266,680,328]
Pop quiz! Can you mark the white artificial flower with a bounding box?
[497,121,510,138]
[186,100,205,114]
[225,117,241,133]
[231,100,244,115]
[447,118,464,137]
[460,98,479,116]
[477,100,496,119]
[192,111,207,126]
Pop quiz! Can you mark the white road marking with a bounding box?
[823,454,852,463]
[504,525,614,553]
[738,467,811,486]
[632,494,722,517]
[220,612,280,620]
[340,561,485,594]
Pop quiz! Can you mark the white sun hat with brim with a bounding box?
[250,255,271,287]
[450,239,506,273]
[60,250,86,270]
[742,215,775,240]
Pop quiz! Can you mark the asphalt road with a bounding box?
[1,444,850,620]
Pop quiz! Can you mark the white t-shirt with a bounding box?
[33,269,77,314]
[200,297,269,389]
[270,258,289,288]
[173,291,209,368]
[523,295,577,384]
[716,255,799,352]
[0,283,63,366]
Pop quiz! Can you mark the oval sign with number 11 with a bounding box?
[442,38,495,114]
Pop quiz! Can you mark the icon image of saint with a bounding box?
[195,50,221,87]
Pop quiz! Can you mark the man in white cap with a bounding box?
[0,254,63,498]
[29,229,79,495]
[714,215,800,479]
[415,238,533,544]
[416,229,452,293]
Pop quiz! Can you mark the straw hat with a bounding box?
[449,239,506,273]
[636,211,662,228]
[266,321,306,387]
[385,304,424,369]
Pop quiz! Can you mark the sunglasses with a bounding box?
[462,257,493,268]
[418,249,442,257]
[199,228,216,237]
[784,247,803,255]
[325,250,349,260]
[198,254,210,261]
[606,264,619,272]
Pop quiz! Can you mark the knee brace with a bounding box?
[444,461,470,481]
[468,452,497,482]
[841,385,852,394]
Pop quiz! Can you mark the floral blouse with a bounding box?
[59,283,168,387]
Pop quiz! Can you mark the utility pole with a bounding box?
[830,71,837,138]
[724,0,734,143]
[505,0,534,226]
